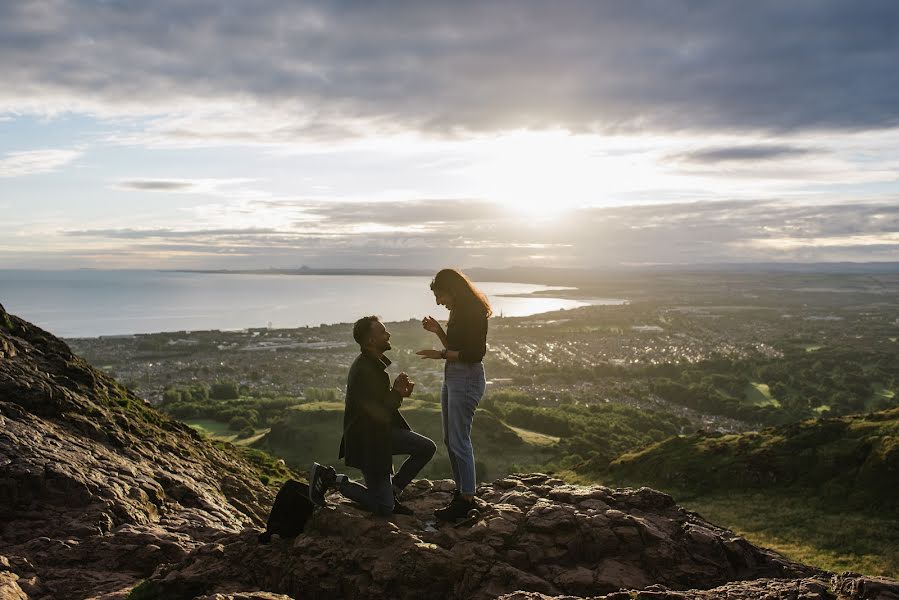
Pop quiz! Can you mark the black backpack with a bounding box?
[258,479,315,543]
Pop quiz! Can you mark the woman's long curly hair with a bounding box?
[430,268,493,317]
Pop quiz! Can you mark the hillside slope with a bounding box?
[607,408,899,512]
[0,303,280,598]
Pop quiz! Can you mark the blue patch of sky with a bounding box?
[0,114,113,153]
[85,142,259,180]
[2,113,262,217]
[1,113,492,206]
[800,180,899,197]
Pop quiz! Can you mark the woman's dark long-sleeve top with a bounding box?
[446,300,489,363]
[338,351,410,475]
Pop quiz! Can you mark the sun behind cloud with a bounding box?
[465,130,667,218]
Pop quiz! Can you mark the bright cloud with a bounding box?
[747,233,899,250]
[0,149,82,177]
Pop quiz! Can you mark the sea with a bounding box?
[0,270,626,338]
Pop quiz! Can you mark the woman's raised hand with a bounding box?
[421,316,443,334]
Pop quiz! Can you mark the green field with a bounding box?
[508,425,560,446]
[743,382,782,408]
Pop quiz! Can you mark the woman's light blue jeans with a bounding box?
[441,361,486,496]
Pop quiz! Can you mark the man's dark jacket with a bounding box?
[338,351,411,475]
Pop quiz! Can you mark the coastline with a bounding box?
[1,269,616,339]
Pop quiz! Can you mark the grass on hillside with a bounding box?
[873,384,895,400]
[743,382,781,408]
[583,407,899,579]
[291,401,346,411]
[186,419,270,446]
[680,492,899,578]
[552,469,899,579]
[508,425,560,446]
[871,384,895,410]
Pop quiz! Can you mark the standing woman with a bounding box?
[417,268,492,520]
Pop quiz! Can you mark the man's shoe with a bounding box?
[309,462,336,507]
[392,498,414,516]
[434,494,476,521]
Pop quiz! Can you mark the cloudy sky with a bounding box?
[2,0,899,269]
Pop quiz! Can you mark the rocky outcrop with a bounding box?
[0,304,275,599]
[135,475,827,600]
[498,572,899,600]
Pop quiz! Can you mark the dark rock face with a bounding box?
[0,304,274,599]
[2,303,899,600]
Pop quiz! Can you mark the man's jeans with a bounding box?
[441,361,486,496]
[338,428,436,515]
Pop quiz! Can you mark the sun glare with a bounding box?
[467,130,660,218]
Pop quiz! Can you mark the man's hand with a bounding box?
[421,316,443,335]
[416,349,442,360]
[392,372,415,397]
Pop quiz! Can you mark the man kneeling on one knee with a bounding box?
[310,316,437,516]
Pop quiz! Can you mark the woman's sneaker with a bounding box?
[434,494,477,521]
[436,489,460,510]
[309,462,337,507]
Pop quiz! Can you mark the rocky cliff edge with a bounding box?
[0,303,274,598]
